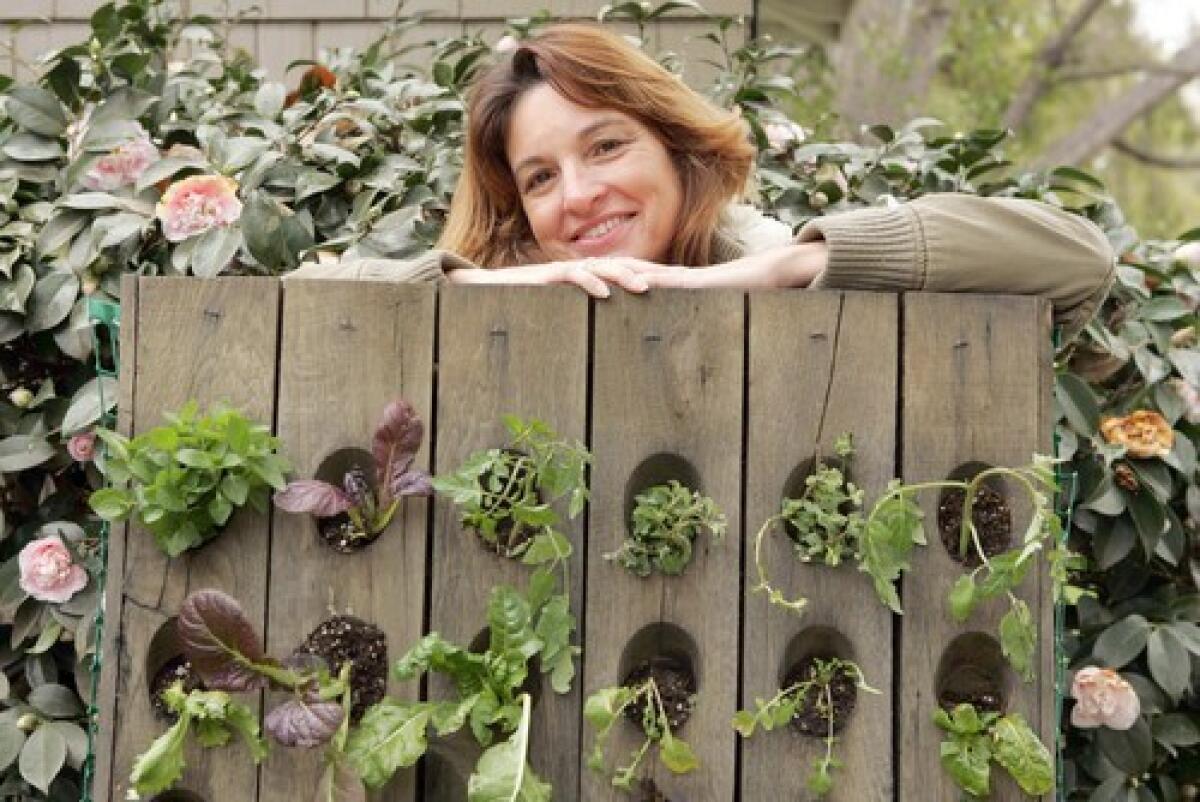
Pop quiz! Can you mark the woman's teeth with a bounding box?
[580,215,631,240]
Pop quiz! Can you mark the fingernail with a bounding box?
[633,278,649,292]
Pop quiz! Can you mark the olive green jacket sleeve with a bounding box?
[797,194,1116,342]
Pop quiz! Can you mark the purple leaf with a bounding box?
[275,480,353,517]
[266,697,345,748]
[391,468,433,498]
[372,399,424,497]
[177,590,268,692]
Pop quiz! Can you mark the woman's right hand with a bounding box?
[445,259,651,298]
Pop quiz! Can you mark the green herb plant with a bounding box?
[732,657,877,798]
[934,703,1054,799]
[584,678,700,792]
[89,402,290,556]
[606,480,727,577]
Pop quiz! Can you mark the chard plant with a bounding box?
[88,402,290,556]
[934,703,1054,799]
[606,480,727,577]
[732,657,877,798]
[273,397,433,543]
[432,415,589,562]
[584,679,699,792]
[129,589,361,799]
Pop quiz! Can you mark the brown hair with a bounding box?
[436,23,755,267]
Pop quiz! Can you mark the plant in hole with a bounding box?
[874,456,1073,681]
[344,581,572,800]
[273,397,433,544]
[584,677,700,792]
[606,480,727,577]
[128,589,362,799]
[432,414,589,561]
[934,702,1053,799]
[89,402,290,557]
[751,434,868,614]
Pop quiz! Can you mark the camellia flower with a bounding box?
[1099,410,1173,458]
[156,175,243,242]
[765,120,806,151]
[82,125,160,191]
[1170,378,1200,424]
[18,536,88,603]
[495,34,519,53]
[1070,666,1140,730]
[67,431,96,462]
[1174,241,1200,269]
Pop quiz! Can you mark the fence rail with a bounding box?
[94,276,1053,802]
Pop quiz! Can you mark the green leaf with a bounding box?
[0,723,25,773]
[1153,713,1200,750]
[19,723,67,794]
[27,684,83,719]
[89,487,133,520]
[948,575,977,622]
[467,695,551,802]
[130,710,191,796]
[1055,373,1100,433]
[658,732,699,774]
[999,599,1036,681]
[61,376,118,434]
[939,732,991,797]
[26,269,80,332]
[1146,626,1190,701]
[190,226,242,278]
[990,714,1053,795]
[2,133,65,162]
[6,86,67,137]
[1097,717,1153,775]
[0,434,57,472]
[344,700,431,788]
[1094,614,1150,668]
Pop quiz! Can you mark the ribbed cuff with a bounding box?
[799,204,925,292]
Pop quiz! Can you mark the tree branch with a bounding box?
[1055,63,1200,82]
[1002,0,1107,131]
[1112,138,1200,169]
[1032,36,1200,169]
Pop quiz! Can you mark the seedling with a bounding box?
[274,397,432,545]
[432,415,590,560]
[584,677,700,792]
[733,657,877,797]
[934,702,1053,799]
[606,480,727,577]
[89,402,291,557]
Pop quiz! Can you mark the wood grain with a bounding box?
[258,281,435,802]
[427,285,588,799]
[109,277,280,802]
[741,291,896,802]
[582,290,742,802]
[898,293,1053,802]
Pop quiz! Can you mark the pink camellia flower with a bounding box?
[765,120,806,151]
[18,536,88,604]
[67,431,96,462]
[494,34,519,53]
[1070,666,1140,730]
[156,175,243,243]
[82,126,160,191]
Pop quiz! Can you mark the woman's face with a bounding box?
[505,83,684,263]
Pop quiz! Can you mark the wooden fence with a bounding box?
[93,277,1054,802]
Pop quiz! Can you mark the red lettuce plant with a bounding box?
[273,398,432,542]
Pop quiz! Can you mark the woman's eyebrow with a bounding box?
[512,117,632,175]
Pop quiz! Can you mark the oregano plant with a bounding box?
[606,480,727,577]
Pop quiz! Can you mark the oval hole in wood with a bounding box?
[935,631,1011,715]
[937,461,1014,566]
[780,454,855,542]
[623,453,702,530]
[779,626,860,737]
[149,792,207,802]
[145,616,194,722]
[617,621,701,695]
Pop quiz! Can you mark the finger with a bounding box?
[563,265,611,298]
[586,259,649,293]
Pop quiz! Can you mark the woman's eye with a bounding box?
[524,169,553,192]
[594,138,627,156]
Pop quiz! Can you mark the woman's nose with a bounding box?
[560,165,604,213]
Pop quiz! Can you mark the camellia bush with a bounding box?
[0,0,1196,798]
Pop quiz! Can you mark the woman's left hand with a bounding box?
[623,240,829,290]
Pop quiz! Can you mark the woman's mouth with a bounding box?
[573,214,635,253]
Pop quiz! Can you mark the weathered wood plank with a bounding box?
[582,290,742,802]
[258,281,435,802]
[741,291,896,802]
[108,277,280,802]
[91,275,138,802]
[899,293,1053,802]
[427,286,588,799]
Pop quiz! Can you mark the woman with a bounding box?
[293,23,1114,341]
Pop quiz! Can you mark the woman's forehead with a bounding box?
[505,84,642,165]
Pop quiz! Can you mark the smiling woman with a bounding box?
[288,23,1116,342]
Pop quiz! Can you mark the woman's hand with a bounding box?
[628,241,829,290]
[445,258,651,298]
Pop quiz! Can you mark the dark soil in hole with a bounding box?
[149,655,203,722]
[639,777,671,802]
[291,615,387,723]
[937,486,1012,566]
[316,466,379,554]
[622,656,696,732]
[783,656,858,737]
[939,665,1006,714]
[474,454,537,559]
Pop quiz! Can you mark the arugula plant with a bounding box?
[343,582,571,797]
[934,703,1054,799]
[128,589,361,799]
[584,678,700,792]
[869,457,1074,681]
[89,402,291,556]
[732,657,877,797]
[606,480,727,577]
[432,415,590,561]
[273,397,433,543]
